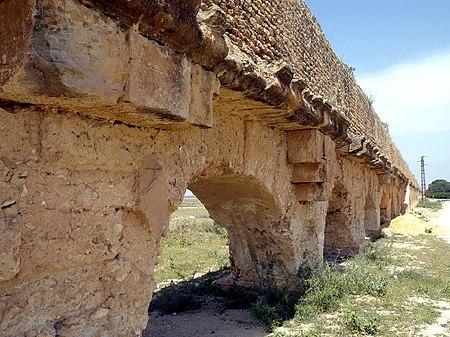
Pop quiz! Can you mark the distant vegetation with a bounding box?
[154,198,229,285]
[426,179,450,199]
[416,200,443,210]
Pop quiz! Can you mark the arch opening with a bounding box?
[153,191,229,289]
[380,188,391,228]
[364,195,380,239]
[188,174,290,286]
[324,181,358,257]
[390,192,398,220]
[145,172,292,335]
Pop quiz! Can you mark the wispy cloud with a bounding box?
[358,49,450,136]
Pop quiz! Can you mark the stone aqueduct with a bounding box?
[0,0,419,335]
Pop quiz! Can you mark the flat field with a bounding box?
[154,197,229,287]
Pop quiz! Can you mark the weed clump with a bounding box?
[295,242,390,323]
[251,286,301,329]
[416,200,443,209]
[345,311,379,335]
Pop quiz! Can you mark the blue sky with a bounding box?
[305,0,450,186]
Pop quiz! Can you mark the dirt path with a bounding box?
[418,201,450,337]
[435,200,450,243]
[143,303,268,337]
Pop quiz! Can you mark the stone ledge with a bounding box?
[213,45,352,146]
[0,0,219,129]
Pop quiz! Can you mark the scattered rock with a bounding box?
[381,228,395,238]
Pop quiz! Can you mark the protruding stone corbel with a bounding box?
[194,5,229,69]
[0,0,219,128]
[78,0,228,69]
[287,130,336,202]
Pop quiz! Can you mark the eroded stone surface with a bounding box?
[0,0,35,86]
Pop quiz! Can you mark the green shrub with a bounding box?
[345,311,379,335]
[416,200,443,209]
[295,265,347,320]
[361,241,391,267]
[149,282,204,315]
[251,285,301,329]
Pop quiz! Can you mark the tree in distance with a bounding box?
[426,179,450,199]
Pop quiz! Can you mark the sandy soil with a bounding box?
[390,200,450,238]
[394,201,450,337]
[435,200,450,243]
[143,300,268,337]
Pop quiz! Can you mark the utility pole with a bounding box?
[420,156,426,201]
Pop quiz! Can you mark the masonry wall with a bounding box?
[203,0,417,186]
[1,102,330,335]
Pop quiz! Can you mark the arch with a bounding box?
[188,171,292,287]
[324,181,359,255]
[390,190,398,219]
[379,187,391,227]
[364,194,380,239]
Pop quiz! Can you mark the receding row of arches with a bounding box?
[152,164,403,290]
[142,150,409,336]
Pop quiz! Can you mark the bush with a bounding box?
[294,242,390,323]
[426,191,450,199]
[251,285,301,329]
[345,311,379,335]
[295,265,347,320]
[416,200,443,209]
[149,282,204,315]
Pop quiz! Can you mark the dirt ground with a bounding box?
[143,201,450,337]
[436,200,450,243]
[143,300,268,337]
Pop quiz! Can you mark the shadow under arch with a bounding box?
[324,180,361,256]
[188,171,291,287]
[380,187,391,227]
[364,194,380,239]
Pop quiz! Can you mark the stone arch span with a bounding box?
[188,171,291,286]
[364,194,380,239]
[0,0,422,335]
[324,180,359,255]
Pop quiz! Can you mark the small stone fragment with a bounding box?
[1,200,16,208]
[21,185,29,197]
[91,308,110,320]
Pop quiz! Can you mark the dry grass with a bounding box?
[154,198,229,286]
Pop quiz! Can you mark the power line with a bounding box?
[420,156,427,201]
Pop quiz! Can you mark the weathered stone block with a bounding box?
[139,155,169,240]
[378,173,391,185]
[291,163,326,183]
[187,64,220,127]
[0,220,21,281]
[0,0,35,86]
[122,31,192,119]
[1,0,130,104]
[323,132,337,161]
[294,182,328,201]
[287,130,324,163]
